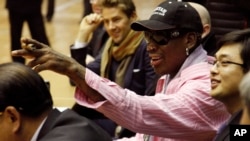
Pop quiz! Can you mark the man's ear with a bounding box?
[202,23,211,38]
[186,32,197,49]
[130,11,138,22]
[4,106,21,133]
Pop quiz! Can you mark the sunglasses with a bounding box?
[144,30,181,45]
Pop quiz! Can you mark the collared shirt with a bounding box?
[75,45,230,141]
[71,41,88,49]
[30,117,47,141]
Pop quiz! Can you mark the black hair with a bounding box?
[217,29,250,72]
[0,63,53,117]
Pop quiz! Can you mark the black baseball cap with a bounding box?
[131,0,203,33]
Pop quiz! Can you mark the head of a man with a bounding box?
[90,0,102,14]
[0,63,53,141]
[188,2,211,39]
[131,0,203,76]
[210,29,250,113]
[101,0,137,44]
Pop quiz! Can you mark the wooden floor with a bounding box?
[0,0,164,108]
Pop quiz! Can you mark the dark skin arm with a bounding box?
[12,37,105,102]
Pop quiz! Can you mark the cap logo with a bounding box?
[152,6,167,16]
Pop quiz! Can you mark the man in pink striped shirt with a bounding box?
[12,0,230,140]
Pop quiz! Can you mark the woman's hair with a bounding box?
[0,63,53,117]
[217,28,250,72]
[101,0,136,18]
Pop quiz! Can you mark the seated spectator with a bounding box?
[0,62,111,141]
[70,0,108,67]
[239,70,250,125]
[189,2,218,56]
[70,0,109,86]
[12,1,230,140]
[70,0,158,138]
[211,29,250,141]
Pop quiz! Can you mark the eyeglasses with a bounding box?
[213,60,244,68]
[144,30,180,45]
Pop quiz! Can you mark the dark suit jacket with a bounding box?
[213,110,242,141]
[71,39,157,97]
[87,40,157,96]
[37,108,112,141]
[87,25,109,58]
[70,24,108,67]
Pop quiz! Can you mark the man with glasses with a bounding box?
[211,29,250,141]
[12,1,230,140]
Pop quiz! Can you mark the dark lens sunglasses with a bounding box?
[144,30,180,45]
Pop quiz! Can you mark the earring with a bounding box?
[186,48,189,56]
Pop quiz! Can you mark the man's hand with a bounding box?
[12,37,79,77]
[80,13,103,32]
[76,13,103,43]
[12,37,105,102]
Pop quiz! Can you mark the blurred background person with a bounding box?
[70,0,108,71]
[189,2,218,56]
[182,0,250,41]
[82,0,92,18]
[239,69,250,125]
[5,0,50,64]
